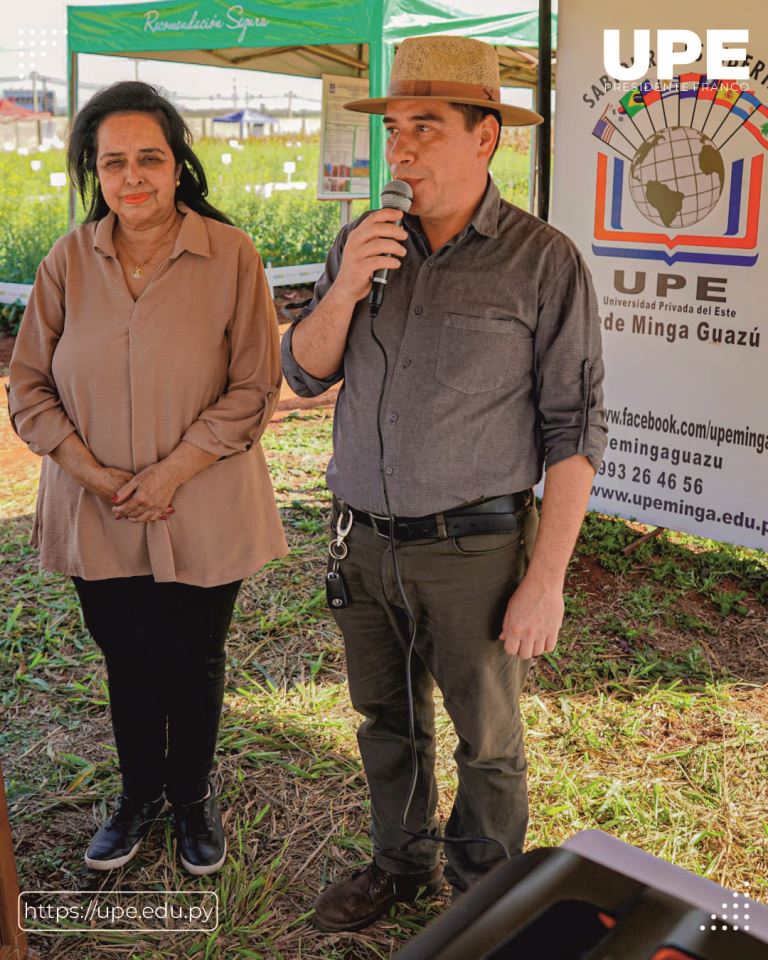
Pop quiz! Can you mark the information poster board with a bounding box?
[553,0,768,551]
[318,74,370,200]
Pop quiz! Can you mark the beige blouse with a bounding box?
[7,203,288,586]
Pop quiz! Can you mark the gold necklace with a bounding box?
[117,214,182,281]
[131,257,151,280]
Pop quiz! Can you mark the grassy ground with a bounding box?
[1,403,767,959]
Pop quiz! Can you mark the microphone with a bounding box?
[369,179,413,317]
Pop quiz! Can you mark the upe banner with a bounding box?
[553,0,768,551]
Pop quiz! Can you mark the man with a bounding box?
[281,35,608,931]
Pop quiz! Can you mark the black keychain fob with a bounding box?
[327,506,353,610]
[326,568,350,609]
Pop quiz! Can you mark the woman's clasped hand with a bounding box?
[110,461,177,523]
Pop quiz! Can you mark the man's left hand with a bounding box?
[499,575,564,658]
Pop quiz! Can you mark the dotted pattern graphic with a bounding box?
[699,888,751,933]
[16,28,62,80]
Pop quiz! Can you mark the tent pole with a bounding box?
[67,50,79,231]
[529,84,538,214]
[536,0,552,221]
[368,35,393,208]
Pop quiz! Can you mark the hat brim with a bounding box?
[343,96,543,127]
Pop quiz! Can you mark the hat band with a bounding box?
[387,79,500,104]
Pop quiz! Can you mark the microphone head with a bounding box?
[380,179,413,215]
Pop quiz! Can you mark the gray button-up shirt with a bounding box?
[282,177,607,516]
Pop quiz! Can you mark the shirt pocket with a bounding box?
[434,312,527,395]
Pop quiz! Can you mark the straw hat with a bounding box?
[344,35,543,127]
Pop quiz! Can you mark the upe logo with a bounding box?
[604,30,749,80]
[590,77,766,267]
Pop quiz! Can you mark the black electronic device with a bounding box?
[325,569,349,609]
[393,830,768,960]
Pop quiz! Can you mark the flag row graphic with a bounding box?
[591,77,768,158]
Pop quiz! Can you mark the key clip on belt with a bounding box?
[329,507,353,560]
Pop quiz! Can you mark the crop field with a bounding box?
[0,134,530,287]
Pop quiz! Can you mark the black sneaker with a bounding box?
[172,783,227,876]
[84,793,166,871]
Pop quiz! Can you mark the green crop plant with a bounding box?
[0,134,531,319]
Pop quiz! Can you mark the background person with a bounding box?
[282,36,608,929]
[7,81,287,876]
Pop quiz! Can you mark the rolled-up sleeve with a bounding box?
[280,224,350,398]
[182,244,282,457]
[7,251,77,456]
[534,248,608,473]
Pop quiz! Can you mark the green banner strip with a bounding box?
[68,0,378,54]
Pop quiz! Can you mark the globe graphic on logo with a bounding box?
[629,127,725,228]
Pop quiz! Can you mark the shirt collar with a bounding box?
[403,175,501,249]
[93,211,118,258]
[170,203,212,259]
[92,201,212,260]
[469,176,501,239]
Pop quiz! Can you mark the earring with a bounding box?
[176,179,181,186]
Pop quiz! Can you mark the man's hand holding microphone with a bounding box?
[290,181,412,379]
[338,209,408,303]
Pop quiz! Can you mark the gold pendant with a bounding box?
[131,264,144,280]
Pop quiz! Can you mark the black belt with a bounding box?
[333,491,533,541]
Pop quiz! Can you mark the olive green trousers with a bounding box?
[329,496,539,892]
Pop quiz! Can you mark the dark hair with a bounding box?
[449,103,502,160]
[67,81,232,225]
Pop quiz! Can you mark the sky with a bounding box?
[1,0,533,114]
[2,0,324,113]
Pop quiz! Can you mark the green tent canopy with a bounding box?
[67,0,557,202]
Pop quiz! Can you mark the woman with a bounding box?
[7,81,288,876]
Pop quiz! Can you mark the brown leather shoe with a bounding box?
[313,861,444,932]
